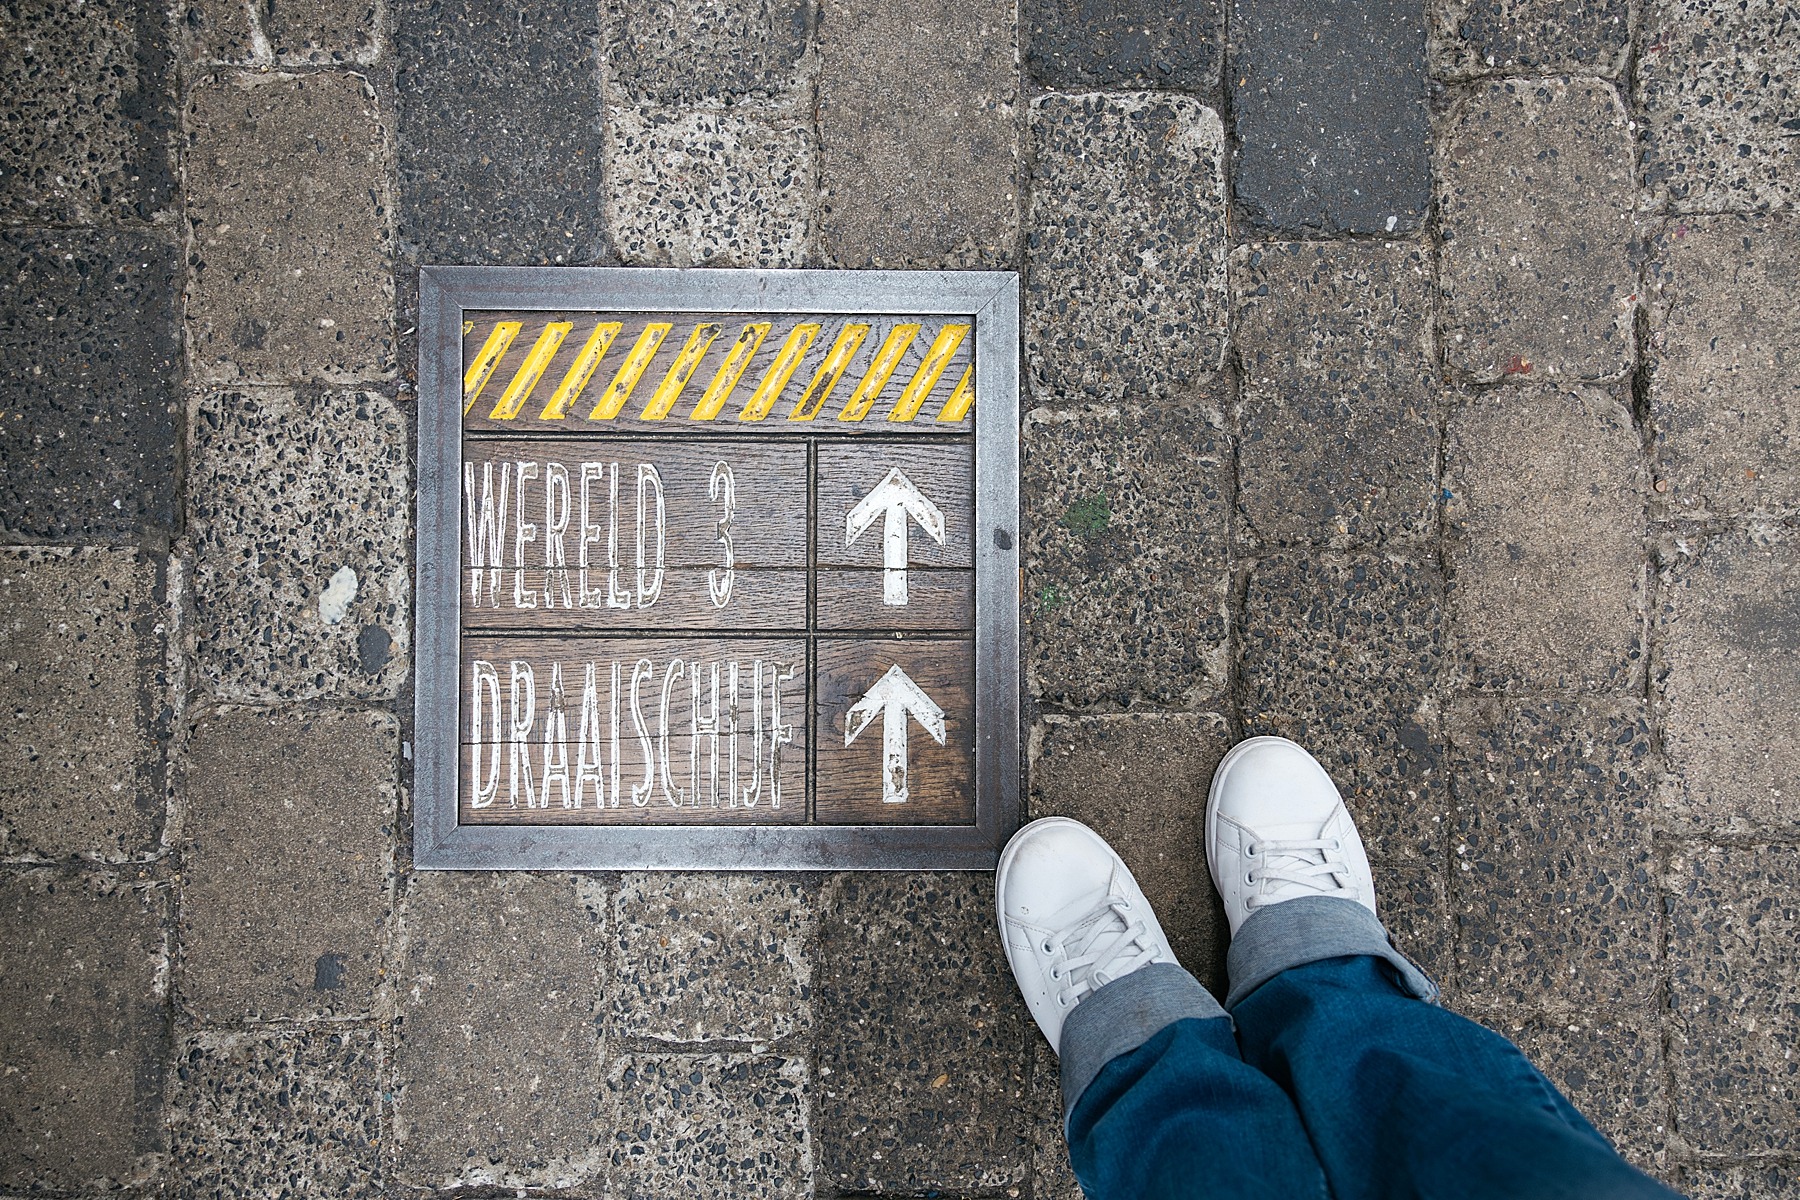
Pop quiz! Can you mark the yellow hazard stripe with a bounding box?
[740,324,819,421]
[692,323,770,420]
[936,364,974,423]
[838,324,920,422]
[642,323,723,420]
[589,323,672,420]
[540,321,622,420]
[489,322,572,419]
[463,321,521,414]
[890,323,968,422]
[788,324,869,421]
[462,320,474,338]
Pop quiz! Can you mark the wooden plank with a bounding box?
[816,568,973,632]
[464,568,808,632]
[815,442,974,569]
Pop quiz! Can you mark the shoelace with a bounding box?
[1042,896,1161,1009]
[1245,837,1354,910]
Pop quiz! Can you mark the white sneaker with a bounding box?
[996,817,1178,1052]
[1207,736,1377,937]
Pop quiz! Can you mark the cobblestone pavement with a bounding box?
[2,0,1796,1195]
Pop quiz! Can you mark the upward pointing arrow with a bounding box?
[844,665,946,804]
[845,467,946,606]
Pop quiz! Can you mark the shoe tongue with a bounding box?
[1256,819,1328,848]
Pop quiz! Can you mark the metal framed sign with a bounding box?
[413,268,1020,870]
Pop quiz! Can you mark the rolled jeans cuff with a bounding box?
[1057,961,1226,1124]
[1224,895,1440,1010]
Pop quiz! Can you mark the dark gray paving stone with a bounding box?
[179,708,396,1021]
[0,228,180,539]
[603,0,809,103]
[0,869,168,1193]
[1428,0,1630,78]
[1448,697,1658,1012]
[814,873,1028,1193]
[1023,403,1232,710]
[181,0,379,64]
[1025,92,1228,407]
[1504,1012,1671,1174]
[1024,0,1221,90]
[1445,384,1647,691]
[1646,215,1800,517]
[604,1054,810,1198]
[0,549,164,861]
[1230,0,1430,234]
[1684,1162,1800,1200]
[817,0,1018,268]
[1438,78,1635,383]
[1666,844,1800,1155]
[1026,1038,1082,1200]
[169,1027,382,1197]
[0,0,175,222]
[1230,241,1439,548]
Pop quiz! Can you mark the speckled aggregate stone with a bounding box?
[1645,215,1800,517]
[1504,1014,1671,1173]
[1024,0,1221,91]
[605,1054,811,1198]
[1428,0,1630,78]
[1231,242,1439,548]
[0,870,167,1193]
[186,71,393,383]
[1448,697,1658,1011]
[169,1027,380,1197]
[606,104,812,268]
[813,873,1028,1192]
[179,708,396,1022]
[1025,93,1227,406]
[1027,1039,1082,1200]
[603,0,809,103]
[189,388,409,703]
[1023,404,1232,710]
[612,873,815,1043]
[182,0,379,64]
[1684,1162,1800,1200]
[1665,845,1800,1155]
[391,872,607,1188]
[0,549,163,861]
[1445,384,1647,691]
[817,0,1018,268]
[1438,78,1635,382]
[0,228,180,539]
[1655,524,1800,835]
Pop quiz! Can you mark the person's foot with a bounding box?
[997,817,1178,1052]
[1207,736,1377,936]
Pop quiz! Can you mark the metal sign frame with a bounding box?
[413,267,1020,870]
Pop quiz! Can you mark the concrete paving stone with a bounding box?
[1655,523,1800,835]
[0,0,175,222]
[1438,78,1636,383]
[186,70,393,383]
[182,0,379,65]
[0,228,180,539]
[1638,0,1798,212]
[1027,1038,1082,1200]
[604,1053,811,1198]
[391,871,608,1188]
[0,869,168,1193]
[179,707,396,1022]
[1231,0,1431,234]
[1645,214,1800,517]
[603,0,809,103]
[1029,712,1232,993]
[1428,0,1630,79]
[816,0,1018,268]
[1503,1012,1671,1173]
[1023,403,1232,710]
[1025,92,1228,407]
[169,1026,382,1198]
[606,103,811,268]
[189,388,410,703]
[813,873,1028,1193]
[1444,383,1647,692]
[396,0,609,266]
[0,548,164,861]
[1684,1162,1800,1200]
[1448,697,1658,1012]
[1230,241,1439,548]
[1024,0,1220,89]
[1666,844,1800,1155]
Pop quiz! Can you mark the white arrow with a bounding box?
[845,467,946,606]
[844,665,946,804]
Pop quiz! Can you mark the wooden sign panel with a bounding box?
[414,269,1019,871]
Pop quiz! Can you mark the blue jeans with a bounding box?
[1058,897,1684,1200]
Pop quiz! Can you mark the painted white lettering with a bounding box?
[606,463,631,610]
[629,658,655,806]
[659,659,687,807]
[575,661,605,808]
[508,660,537,807]
[740,660,763,808]
[769,662,798,810]
[512,462,540,609]
[608,660,622,807]
[463,461,511,608]
[708,460,736,608]
[577,462,606,608]
[691,660,721,807]
[543,462,573,609]
[636,463,666,608]
[540,662,571,809]
[468,659,501,808]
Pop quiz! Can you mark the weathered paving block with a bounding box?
[1656,524,1800,835]
[603,0,810,103]
[1646,215,1800,517]
[183,0,379,65]
[0,228,180,539]
[1449,697,1659,1011]
[169,1027,382,1197]
[1438,78,1635,382]
[1428,0,1630,78]
[0,870,167,1193]
[1684,1162,1800,1200]
[1445,384,1647,691]
[1024,0,1221,93]
[1504,1013,1669,1172]
[1027,1039,1082,1200]
[604,1054,811,1198]
[187,70,393,383]
[1231,242,1439,548]
[180,708,396,1021]
[391,871,607,1188]
[189,388,410,703]
[1666,844,1800,1155]
[1026,93,1228,406]
[814,873,1028,1192]
[0,549,163,861]
[1023,404,1231,710]
[1231,0,1431,234]
[817,0,1018,268]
